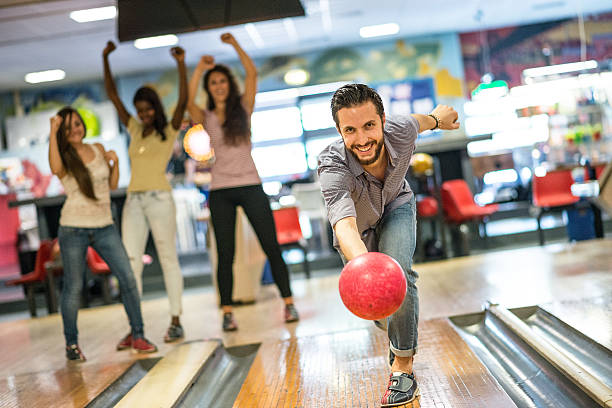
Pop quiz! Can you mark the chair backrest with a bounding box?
[86,247,110,273]
[0,193,20,245]
[272,207,303,245]
[32,240,55,280]
[532,170,574,206]
[440,180,476,222]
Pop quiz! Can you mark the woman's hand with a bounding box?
[220,32,237,45]
[171,46,185,63]
[103,41,116,58]
[50,115,62,135]
[197,55,215,71]
[104,150,118,167]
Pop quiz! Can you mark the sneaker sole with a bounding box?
[132,348,158,354]
[380,387,420,407]
[116,345,131,351]
[66,357,87,363]
[164,336,184,343]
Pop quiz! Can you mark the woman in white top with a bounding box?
[48,106,157,361]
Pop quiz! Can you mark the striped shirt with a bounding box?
[203,109,261,190]
[317,115,419,251]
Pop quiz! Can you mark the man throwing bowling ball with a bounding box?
[318,84,459,406]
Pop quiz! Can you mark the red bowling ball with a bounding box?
[339,252,407,320]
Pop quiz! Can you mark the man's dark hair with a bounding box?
[330,84,384,127]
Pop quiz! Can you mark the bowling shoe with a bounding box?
[380,372,419,407]
[284,304,299,323]
[116,333,132,350]
[132,337,158,354]
[65,344,86,362]
[222,312,238,331]
[164,324,184,343]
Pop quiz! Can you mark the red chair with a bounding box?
[5,240,58,317]
[0,193,20,267]
[440,180,498,254]
[272,206,311,278]
[415,196,447,261]
[532,170,578,245]
[441,180,498,224]
[86,247,112,304]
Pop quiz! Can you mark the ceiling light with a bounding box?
[70,6,116,23]
[284,69,310,86]
[134,34,178,49]
[359,23,399,39]
[522,60,597,78]
[24,69,66,84]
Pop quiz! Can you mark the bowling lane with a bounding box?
[233,320,516,408]
[1,239,610,407]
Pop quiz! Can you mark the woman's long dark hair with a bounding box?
[55,106,97,200]
[133,86,168,141]
[203,65,250,146]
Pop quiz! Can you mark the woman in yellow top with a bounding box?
[103,41,188,345]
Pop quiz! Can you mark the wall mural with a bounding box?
[460,12,612,95]
[117,32,466,120]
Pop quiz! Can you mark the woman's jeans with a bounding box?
[58,224,144,345]
[122,191,183,316]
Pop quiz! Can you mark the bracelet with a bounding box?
[427,113,440,130]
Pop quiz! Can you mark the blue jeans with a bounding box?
[58,224,144,345]
[375,197,419,358]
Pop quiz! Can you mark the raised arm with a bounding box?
[411,105,460,133]
[187,55,214,125]
[170,47,188,130]
[102,41,130,126]
[48,115,66,178]
[221,32,257,114]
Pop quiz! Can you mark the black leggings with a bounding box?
[209,184,293,306]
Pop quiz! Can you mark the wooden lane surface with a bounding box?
[115,340,219,408]
[233,319,517,408]
[0,238,609,407]
[0,361,132,408]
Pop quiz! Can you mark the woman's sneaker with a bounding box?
[116,333,132,351]
[132,337,158,354]
[222,313,238,332]
[284,304,299,323]
[380,372,419,407]
[66,344,86,362]
[164,324,184,343]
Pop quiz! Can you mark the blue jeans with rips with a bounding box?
[58,224,144,346]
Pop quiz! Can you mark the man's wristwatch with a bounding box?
[427,113,440,130]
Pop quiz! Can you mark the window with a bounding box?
[305,136,339,169]
[251,107,303,143]
[299,96,335,131]
[252,143,308,179]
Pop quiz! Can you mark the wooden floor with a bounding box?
[234,320,516,408]
[0,238,610,407]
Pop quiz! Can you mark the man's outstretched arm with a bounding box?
[412,105,460,132]
[334,217,368,261]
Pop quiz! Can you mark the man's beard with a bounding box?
[349,140,384,165]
